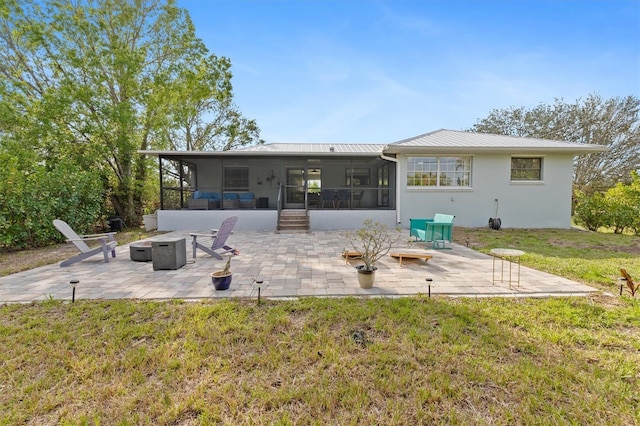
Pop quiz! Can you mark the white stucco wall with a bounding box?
[157,209,398,232]
[396,153,575,228]
[158,210,279,231]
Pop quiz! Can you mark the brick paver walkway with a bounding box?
[0,230,597,303]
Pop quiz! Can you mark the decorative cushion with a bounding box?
[239,192,255,200]
[194,191,220,200]
[224,193,239,200]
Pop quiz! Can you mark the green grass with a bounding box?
[1,227,640,424]
[454,227,640,293]
[0,297,638,424]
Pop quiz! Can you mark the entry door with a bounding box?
[285,168,306,208]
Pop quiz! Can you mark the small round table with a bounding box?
[490,248,525,289]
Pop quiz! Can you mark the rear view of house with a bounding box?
[140,129,606,231]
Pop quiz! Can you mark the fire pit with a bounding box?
[129,241,152,262]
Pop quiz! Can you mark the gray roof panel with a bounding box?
[237,143,386,154]
[139,129,609,158]
[385,129,607,153]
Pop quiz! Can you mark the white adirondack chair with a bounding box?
[53,219,118,267]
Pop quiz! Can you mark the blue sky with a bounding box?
[178,0,640,143]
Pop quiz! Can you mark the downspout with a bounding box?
[380,148,401,224]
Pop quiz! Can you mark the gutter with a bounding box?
[380,148,401,225]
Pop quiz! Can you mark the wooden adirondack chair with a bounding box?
[53,219,118,267]
[190,216,238,259]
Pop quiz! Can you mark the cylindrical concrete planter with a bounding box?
[356,265,377,289]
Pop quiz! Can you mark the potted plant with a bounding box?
[347,219,401,288]
[211,254,233,290]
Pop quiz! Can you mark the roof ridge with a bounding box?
[388,128,448,145]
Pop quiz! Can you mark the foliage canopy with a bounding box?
[0,0,262,234]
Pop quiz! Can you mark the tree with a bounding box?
[470,94,640,194]
[0,0,261,227]
[158,54,263,152]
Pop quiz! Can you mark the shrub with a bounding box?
[0,153,104,250]
[574,172,640,235]
[573,190,608,231]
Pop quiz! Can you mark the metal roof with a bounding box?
[140,143,387,158]
[139,129,608,157]
[236,143,386,154]
[384,129,608,154]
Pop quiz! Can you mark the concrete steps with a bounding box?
[278,209,309,231]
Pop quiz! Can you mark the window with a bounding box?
[346,168,370,187]
[407,156,471,188]
[511,157,542,181]
[224,167,249,191]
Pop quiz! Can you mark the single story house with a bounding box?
[140,129,607,231]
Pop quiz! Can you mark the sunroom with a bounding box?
[142,144,398,231]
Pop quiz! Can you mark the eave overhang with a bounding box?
[381,145,609,155]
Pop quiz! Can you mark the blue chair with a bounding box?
[337,190,350,208]
[223,193,240,209]
[321,190,336,208]
[410,213,455,249]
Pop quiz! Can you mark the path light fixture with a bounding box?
[426,277,433,297]
[69,280,79,303]
[618,276,627,296]
[255,278,264,304]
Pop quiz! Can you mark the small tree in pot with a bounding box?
[211,253,235,290]
[347,219,401,288]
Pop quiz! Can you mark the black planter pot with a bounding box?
[211,272,232,290]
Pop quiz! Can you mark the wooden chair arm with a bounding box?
[79,232,117,238]
[66,236,113,242]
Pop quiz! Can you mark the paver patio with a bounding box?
[0,230,597,304]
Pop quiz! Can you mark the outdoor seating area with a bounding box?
[188,191,257,210]
[0,229,597,303]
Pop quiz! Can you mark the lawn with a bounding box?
[0,227,639,424]
[453,227,640,294]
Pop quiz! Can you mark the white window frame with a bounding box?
[510,157,543,182]
[407,156,472,188]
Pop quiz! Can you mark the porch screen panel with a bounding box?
[160,157,196,210]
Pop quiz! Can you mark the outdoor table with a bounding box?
[490,248,525,289]
[390,252,433,267]
[152,237,186,270]
[342,250,362,264]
